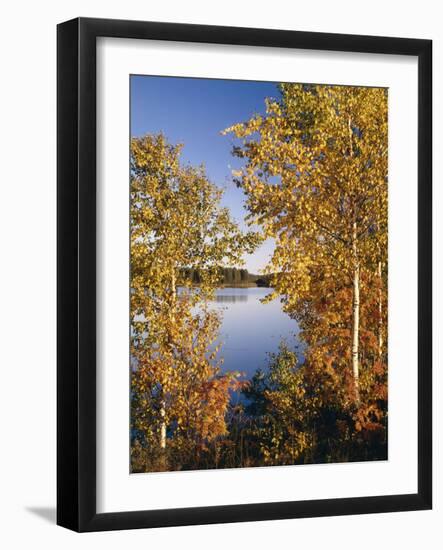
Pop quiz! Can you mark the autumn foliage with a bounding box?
[130,134,258,471]
[131,83,388,472]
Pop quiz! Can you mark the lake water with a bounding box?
[209,287,302,380]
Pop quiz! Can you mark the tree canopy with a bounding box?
[224,83,388,454]
[131,83,389,472]
[130,134,259,470]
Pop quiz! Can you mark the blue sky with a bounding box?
[130,75,280,273]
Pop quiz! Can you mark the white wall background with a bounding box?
[0,0,440,547]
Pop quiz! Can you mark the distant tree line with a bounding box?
[179,267,272,286]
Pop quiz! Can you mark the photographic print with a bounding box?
[130,76,388,474]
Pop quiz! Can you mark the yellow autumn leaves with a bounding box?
[131,83,389,471]
[130,134,259,471]
[224,83,388,400]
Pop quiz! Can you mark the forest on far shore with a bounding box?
[180,267,273,287]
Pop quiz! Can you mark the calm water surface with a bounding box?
[209,287,302,379]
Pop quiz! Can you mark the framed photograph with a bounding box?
[57,17,432,532]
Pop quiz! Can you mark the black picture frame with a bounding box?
[57,17,432,532]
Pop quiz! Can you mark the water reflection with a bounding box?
[138,286,302,380]
[209,287,302,378]
[213,293,248,303]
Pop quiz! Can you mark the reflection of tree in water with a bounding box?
[214,294,248,304]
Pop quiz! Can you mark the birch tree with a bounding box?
[130,134,259,470]
[224,84,388,403]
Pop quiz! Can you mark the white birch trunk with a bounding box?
[377,260,383,360]
[159,269,177,450]
[351,222,360,403]
[349,117,360,403]
[160,402,166,449]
